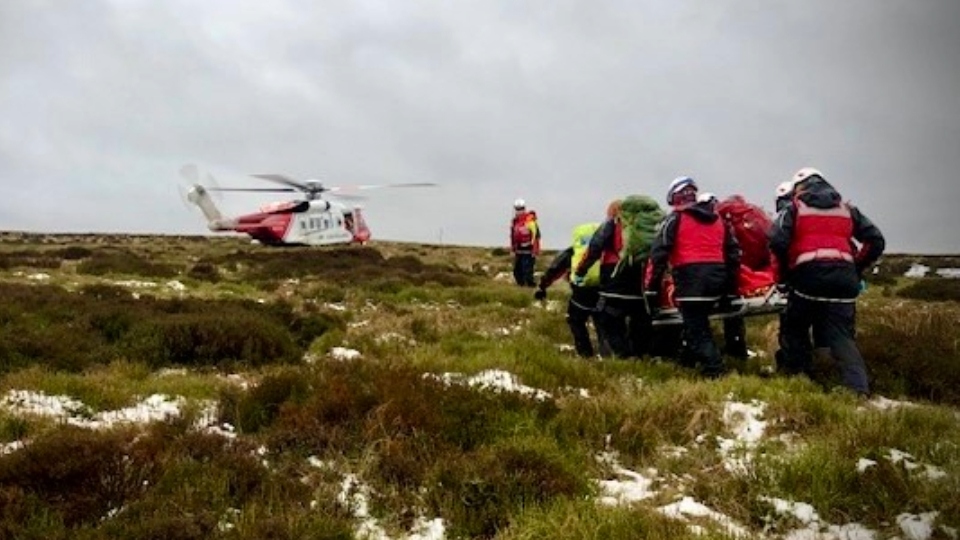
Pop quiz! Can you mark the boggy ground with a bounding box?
[0,232,958,540]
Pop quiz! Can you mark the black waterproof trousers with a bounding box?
[778,294,869,395]
[566,287,609,358]
[513,253,536,287]
[678,300,725,377]
[596,295,652,358]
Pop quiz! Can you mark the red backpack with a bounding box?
[717,196,773,271]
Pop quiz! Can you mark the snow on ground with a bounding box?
[897,512,939,540]
[427,369,552,401]
[716,398,768,475]
[657,496,752,539]
[329,346,362,360]
[886,449,947,480]
[595,451,659,506]
[865,395,918,411]
[762,496,878,540]
[337,472,446,540]
[935,268,960,279]
[0,390,221,439]
[904,264,930,278]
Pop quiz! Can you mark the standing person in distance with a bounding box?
[510,198,541,287]
[769,167,885,396]
[647,177,741,378]
[535,222,609,358]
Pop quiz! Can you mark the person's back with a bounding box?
[769,167,885,396]
[770,175,884,300]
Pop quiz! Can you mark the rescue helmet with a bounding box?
[696,191,717,204]
[775,181,795,199]
[666,176,698,205]
[792,167,824,185]
[513,198,526,210]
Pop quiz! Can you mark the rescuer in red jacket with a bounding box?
[510,198,541,287]
[769,167,885,396]
[646,177,741,378]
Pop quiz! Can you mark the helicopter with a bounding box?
[179,164,436,246]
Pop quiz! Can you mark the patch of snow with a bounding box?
[348,320,370,328]
[761,496,821,525]
[897,512,938,540]
[165,280,187,292]
[904,264,930,278]
[556,344,575,353]
[428,369,552,401]
[595,452,658,505]
[935,268,960,279]
[884,449,947,480]
[657,496,752,538]
[717,398,768,474]
[329,347,362,361]
[28,272,50,281]
[324,302,348,312]
[942,525,958,540]
[856,458,877,473]
[660,445,689,459]
[1,390,221,432]
[0,440,25,456]
[866,395,917,411]
[493,272,512,282]
[336,472,446,540]
[112,279,157,288]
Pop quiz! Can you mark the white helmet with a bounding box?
[775,181,794,199]
[666,176,698,205]
[513,198,526,209]
[793,167,823,184]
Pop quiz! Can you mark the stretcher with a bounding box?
[650,286,787,327]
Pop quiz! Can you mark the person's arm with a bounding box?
[768,205,796,282]
[573,219,613,277]
[538,248,573,290]
[646,213,679,293]
[723,220,741,294]
[849,205,885,275]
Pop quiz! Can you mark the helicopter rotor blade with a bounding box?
[250,173,315,192]
[327,182,438,193]
[206,187,299,193]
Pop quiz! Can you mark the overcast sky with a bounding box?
[1,0,958,253]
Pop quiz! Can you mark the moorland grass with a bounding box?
[1,239,959,538]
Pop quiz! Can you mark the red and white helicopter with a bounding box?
[179,164,436,246]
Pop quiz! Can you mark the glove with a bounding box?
[571,274,586,287]
[534,288,547,301]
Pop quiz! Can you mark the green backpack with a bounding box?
[615,195,665,274]
[571,222,601,287]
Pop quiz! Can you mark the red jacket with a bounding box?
[510,211,541,255]
[669,213,726,267]
[787,200,854,268]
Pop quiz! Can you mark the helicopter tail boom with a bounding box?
[186,184,237,231]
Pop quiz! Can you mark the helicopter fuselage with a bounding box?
[186,184,370,246]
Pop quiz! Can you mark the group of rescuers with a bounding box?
[509,167,885,396]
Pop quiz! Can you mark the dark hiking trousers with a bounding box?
[678,300,725,377]
[513,253,536,286]
[596,295,652,358]
[566,299,609,358]
[722,316,748,359]
[779,294,869,394]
